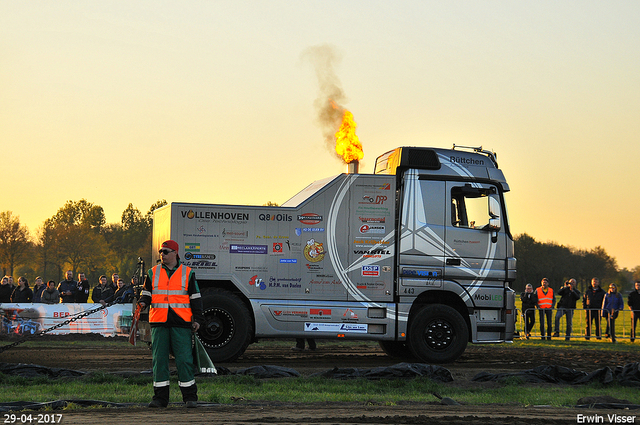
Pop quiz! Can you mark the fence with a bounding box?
[518,307,639,341]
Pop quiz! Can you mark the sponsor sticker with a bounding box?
[297,213,323,225]
[361,265,380,277]
[304,323,368,333]
[230,244,268,254]
[359,224,385,234]
[184,243,200,252]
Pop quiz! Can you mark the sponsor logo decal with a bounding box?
[230,244,268,254]
[359,216,385,223]
[361,265,380,277]
[273,243,283,253]
[297,213,323,225]
[184,243,200,252]
[259,213,292,222]
[359,224,385,234]
[249,275,266,290]
[184,252,216,260]
[474,293,503,302]
[182,210,249,221]
[303,239,325,262]
[280,259,297,264]
[360,195,387,205]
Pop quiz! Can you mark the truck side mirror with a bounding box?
[487,195,501,231]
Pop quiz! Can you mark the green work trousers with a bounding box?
[151,326,197,403]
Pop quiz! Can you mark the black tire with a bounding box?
[378,341,416,360]
[198,288,253,363]
[407,304,469,364]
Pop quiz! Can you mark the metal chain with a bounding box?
[0,297,124,354]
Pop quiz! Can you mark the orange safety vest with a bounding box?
[536,287,554,309]
[149,264,193,323]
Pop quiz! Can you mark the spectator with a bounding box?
[42,280,60,304]
[11,276,33,303]
[602,283,624,343]
[57,270,77,303]
[75,272,90,303]
[107,278,134,304]
[553,278,580,340]
[292,338,316,351]
[0,276,13,303]
[32,277,46,303]
[110,273,119,293]
[583,277,606,340]
[628,281,640,343]
[92,275,114,306]
[520,283,538,339]
[535,278,554,341]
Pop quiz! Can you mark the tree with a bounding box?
[0,211,31,276]
[40,200,108,281]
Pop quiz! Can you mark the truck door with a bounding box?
[444,182,506,286]
[397,175,446,286]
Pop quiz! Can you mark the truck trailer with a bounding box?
[149,145,517,363]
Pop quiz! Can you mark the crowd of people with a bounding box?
[521,277,640,343]
[0,271,135,306]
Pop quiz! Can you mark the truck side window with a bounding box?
[451,186,495,230]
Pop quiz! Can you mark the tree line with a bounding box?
[0,199,167,286]
[0,203,638,292]
[513,233,639,294]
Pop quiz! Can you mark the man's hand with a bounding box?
[192,322,200,332]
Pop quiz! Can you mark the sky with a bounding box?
[2,1,639,270]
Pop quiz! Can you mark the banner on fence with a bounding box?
[0,303,134,337]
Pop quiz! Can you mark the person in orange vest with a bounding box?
[535,278,555,340]
[139,240,204,408]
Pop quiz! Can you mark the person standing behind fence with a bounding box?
[628,281,640,343]
[32,277,46,303]
[583,277,606,340]
[92,275,114,306]
[57,270,77,303]
[553,278,580,341]
[536,278,554,341]
[602,283,624,343]
[75,273,90,303]
[11,277,33,303]
[42,281,60,304]
[520,284,537,339]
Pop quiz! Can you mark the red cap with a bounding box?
[161,240,180,253]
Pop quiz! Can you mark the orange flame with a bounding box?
[334,109,364,164]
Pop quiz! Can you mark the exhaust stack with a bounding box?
[347,160,359,174]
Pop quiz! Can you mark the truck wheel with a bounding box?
[198,288,253,363]
[407,304,468,364]
[378,341,416,360]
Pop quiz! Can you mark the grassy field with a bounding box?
[0,338,638,408]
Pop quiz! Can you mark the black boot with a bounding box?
[149,385,169,408]
[180,384,198,407]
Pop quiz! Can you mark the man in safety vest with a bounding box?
[139,240,204,408]
[536,278,555,340]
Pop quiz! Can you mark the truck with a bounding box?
[149,145,517,363]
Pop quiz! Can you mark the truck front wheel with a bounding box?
[407,304,468,364]
[198,288,253,363]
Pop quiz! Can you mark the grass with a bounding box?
[1,338,639,408]
[1,371,638,408]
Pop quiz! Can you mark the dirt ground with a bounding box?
[1,335,639,424]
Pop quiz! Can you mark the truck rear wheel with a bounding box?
[198,288,253,363]
[407,304,468,364]
[378,341,416,360]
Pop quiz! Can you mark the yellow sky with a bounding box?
[2,2,639,269]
